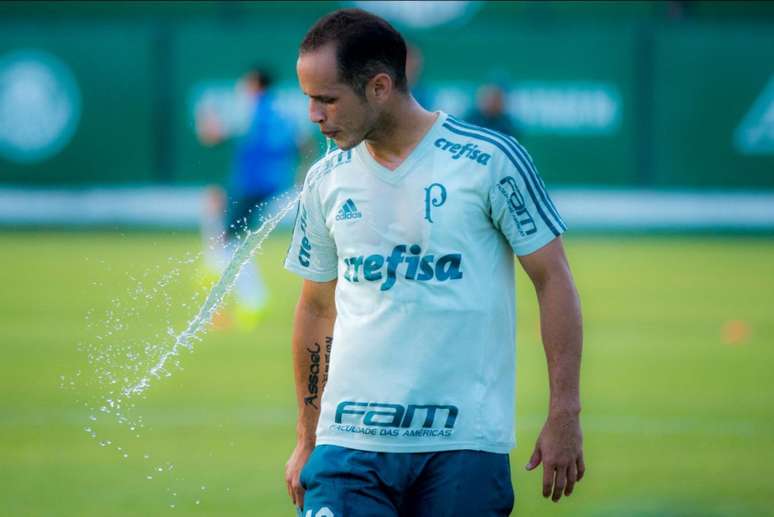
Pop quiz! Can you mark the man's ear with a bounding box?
[367,72,394,104]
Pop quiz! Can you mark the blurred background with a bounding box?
[1,1,773,516]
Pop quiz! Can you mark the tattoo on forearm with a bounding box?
[323,336,332,389]
[303,342,320,409]
[303,336,332,410]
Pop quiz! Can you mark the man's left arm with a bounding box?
[518,236,585,503]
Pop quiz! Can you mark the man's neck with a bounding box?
[364,96,438,171]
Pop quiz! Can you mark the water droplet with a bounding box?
[200,486,206,491]
[195,500,200,505]
[146,475,153,480]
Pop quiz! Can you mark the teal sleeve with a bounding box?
[284,177,338,281]
[489,145,566,256]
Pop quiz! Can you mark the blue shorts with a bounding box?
[298,445,514,517]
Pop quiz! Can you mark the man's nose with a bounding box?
[309,100,325,124]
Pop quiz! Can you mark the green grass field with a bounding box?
[1,231,773,516]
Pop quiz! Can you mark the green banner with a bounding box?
[0,25,155,185]
[1,4,773,189]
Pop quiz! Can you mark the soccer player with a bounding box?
[284,9,584,516]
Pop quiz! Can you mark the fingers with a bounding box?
[542,462,555,499]
[286,477,294,505]
[564,462,578,497]
[293,481,305,510]
[551,465,566,502]
[286,471,305,509]
[577,453,586,482]
[285,469,305,508]
[525,445,542,471]
[543,458,583,502]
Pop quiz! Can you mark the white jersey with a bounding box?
[285,112,565,453]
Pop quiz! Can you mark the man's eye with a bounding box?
[322,98,336,104]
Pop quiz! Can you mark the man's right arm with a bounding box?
[285,278,337,509]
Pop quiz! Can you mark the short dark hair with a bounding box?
[246,66,272,89]
[300,8,408,97]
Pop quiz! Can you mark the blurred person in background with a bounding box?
[405,42,432,109]
[196,66,300,330]
[465,82,519,140]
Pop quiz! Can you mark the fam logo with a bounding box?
[336,401,459,429]
[0,49,81,164]
[434,137,491,165]
[343,244,463,291]
[497,176,537,236]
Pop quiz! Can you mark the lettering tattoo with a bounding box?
[303,337,332,410]
[323,336,332,389]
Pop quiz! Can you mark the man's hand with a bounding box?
[286,279,335,510]
[285,441,314,509]
[519,239,584,502]
[525,412,585,502]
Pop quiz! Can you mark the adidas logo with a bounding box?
[335,198,363,221]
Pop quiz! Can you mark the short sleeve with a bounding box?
[489,143,566,256]
[284,175,338,281]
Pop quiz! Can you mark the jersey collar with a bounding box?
[354,111,447,185]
